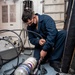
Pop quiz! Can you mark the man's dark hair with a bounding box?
[22,9,34,23]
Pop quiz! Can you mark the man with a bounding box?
[22,9,66,72]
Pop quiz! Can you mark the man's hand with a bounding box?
[40,50,47,59]
[39,39,46,46]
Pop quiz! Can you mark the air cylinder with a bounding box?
[14,57,37,75]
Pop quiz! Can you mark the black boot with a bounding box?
[50,61,61,72]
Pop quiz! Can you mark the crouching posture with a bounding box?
[22,9,66,72]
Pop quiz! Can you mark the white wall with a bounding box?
[0,0,42,48]
[0,0,22,30]
[0,0,65,30]
[0,0,42,30]
[43,0,65,30]
[0,0,65,47]
[32,0,43,14]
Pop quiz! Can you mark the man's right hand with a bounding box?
[39,39,46,46]
[40,50,47,59]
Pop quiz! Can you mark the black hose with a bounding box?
[0,38,19,67]
[0,29,23,74]
[11,29,43,39]
[0,29,24,50]
[0,37,19,75]
[33,58,43,75]
[12,29,43,56]
[0,29,43,75]
[0,54,3,69]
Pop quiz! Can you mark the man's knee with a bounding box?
[59,30,66,39]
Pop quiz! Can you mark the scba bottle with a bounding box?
[14,57,37,75]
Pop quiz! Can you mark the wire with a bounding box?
[0,29,24,50]
[0,38,19,67]
[12,29,43,39]
[13,29,43,56]
[0,29,42,60]
[0,29,23,75]
[0,29,24,57]
[0,54,3,69]
[3,60,24,75]
[0,37,19,75]
[0,29,43,75]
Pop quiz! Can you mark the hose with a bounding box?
[0,29,43,75]
[0,29,23,75]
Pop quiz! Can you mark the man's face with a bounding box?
[26,16,37,26]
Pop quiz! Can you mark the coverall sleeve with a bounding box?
[27,27,40,46]
[42,17,58,51]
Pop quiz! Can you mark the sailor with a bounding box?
[22,9,66,72]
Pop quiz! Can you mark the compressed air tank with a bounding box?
[14,57,37,75]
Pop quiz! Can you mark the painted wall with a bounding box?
[0,0,22,30]
[0,0,42,47]
[0,0,65,47]
[43,0,65,30]
[32,0,42,14]
[0,0,42,30]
